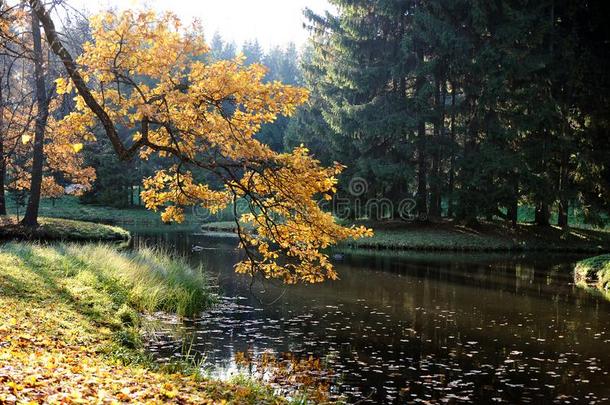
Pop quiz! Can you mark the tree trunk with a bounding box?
[557,148,569,229]
[507,203,518,227]
[0,84,6,216]
[557,137,570,229]
[558,200,568,229]
[415,49,427,218]
[507,181,518,227]
[21,10,48,228]
[417,122,427,218]
[0,157,6,216]
[456,90,479,224]
[429,156,440,218]
[447,84,456,218]
[429,77,445,220]
[535,202,550,227]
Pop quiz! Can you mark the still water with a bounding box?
[133,231,610,404]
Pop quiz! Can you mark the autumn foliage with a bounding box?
[13,102,96,198]
[52,10,371,283]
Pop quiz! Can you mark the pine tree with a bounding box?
[241,39,263,65]
[302,0,417,217]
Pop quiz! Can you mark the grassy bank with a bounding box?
[201,220,610,253]
[574,254,610,300]
[348,221,610,252]
[7,196,201,232]
[199,221,241,233]
[0,243,284,404]
[0,216,130,241]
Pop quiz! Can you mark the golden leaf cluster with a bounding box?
[5,99,96,198]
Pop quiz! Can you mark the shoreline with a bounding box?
[574,254,610,300]
[199,220,610,254]
[0,216,130,242]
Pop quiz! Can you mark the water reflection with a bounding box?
[133,232,610,404]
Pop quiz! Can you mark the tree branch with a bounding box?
[30,0,143,160]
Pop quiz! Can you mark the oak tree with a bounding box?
[32,4,371,283]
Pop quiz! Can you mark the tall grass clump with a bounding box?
[0,242,214,318]
[65,244,216,317]
[574,254,610,300]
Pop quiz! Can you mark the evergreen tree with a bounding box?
[301,1,417,217]
[241,39,263,65]
[209,32,236,61]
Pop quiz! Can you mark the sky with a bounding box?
[62,0,334,50]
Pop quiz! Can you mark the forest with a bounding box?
[1,0,609,404]
[292,0,610,228]
[3,1,609,229]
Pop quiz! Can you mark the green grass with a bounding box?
[0,242,214,319]
[68,243,216,317]
[0,216,130,241]
[516,205,609,229]
[6,196,201,232]
[574,254,610,300]
[203,219,610,253]
[225,374,317,405]
[349,221,610,252]
[200,221,241,232]
[0,242,215,368]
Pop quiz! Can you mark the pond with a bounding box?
[133,231,610,404]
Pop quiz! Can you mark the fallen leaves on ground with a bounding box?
[0,248,284,404]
